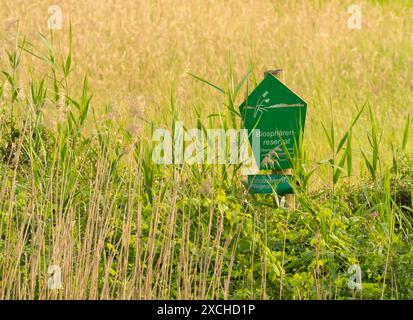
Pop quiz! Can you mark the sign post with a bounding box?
[239,69,307,210]
[266,70,294,209]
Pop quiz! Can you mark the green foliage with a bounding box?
[0,28,412,300]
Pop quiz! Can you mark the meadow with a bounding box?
[0,0,412,299]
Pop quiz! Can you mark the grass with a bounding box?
[0,0,412,299]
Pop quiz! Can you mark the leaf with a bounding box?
[346,129,353,177]
[188,72,225,94]
[402,113,411,151]
[302,165,320,189]
[336,132,348,154]
[227,105,241,117]
[63,23,72,77]
[234,68,252,98]
[350,102,366,128]
[333,151,347,184]
[361,150,375,179]
[321,121,333,151]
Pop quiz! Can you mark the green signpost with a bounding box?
[239,71,307,197]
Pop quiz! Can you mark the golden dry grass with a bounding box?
[1,0,412,181]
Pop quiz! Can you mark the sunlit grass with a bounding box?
[0,0,412,300]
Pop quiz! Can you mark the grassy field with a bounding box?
[0,0,412,299]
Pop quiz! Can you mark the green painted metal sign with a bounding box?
[239,74,307,170]
[246,174,293,195]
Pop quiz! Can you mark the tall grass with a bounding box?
[0,1,413,300]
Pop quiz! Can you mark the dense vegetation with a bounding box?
[0,1,412,299]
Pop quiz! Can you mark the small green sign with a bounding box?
[246,174,293,195]
[239,74,307,170]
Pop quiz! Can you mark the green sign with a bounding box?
[246,174,293,195]
[239,74,307,170]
